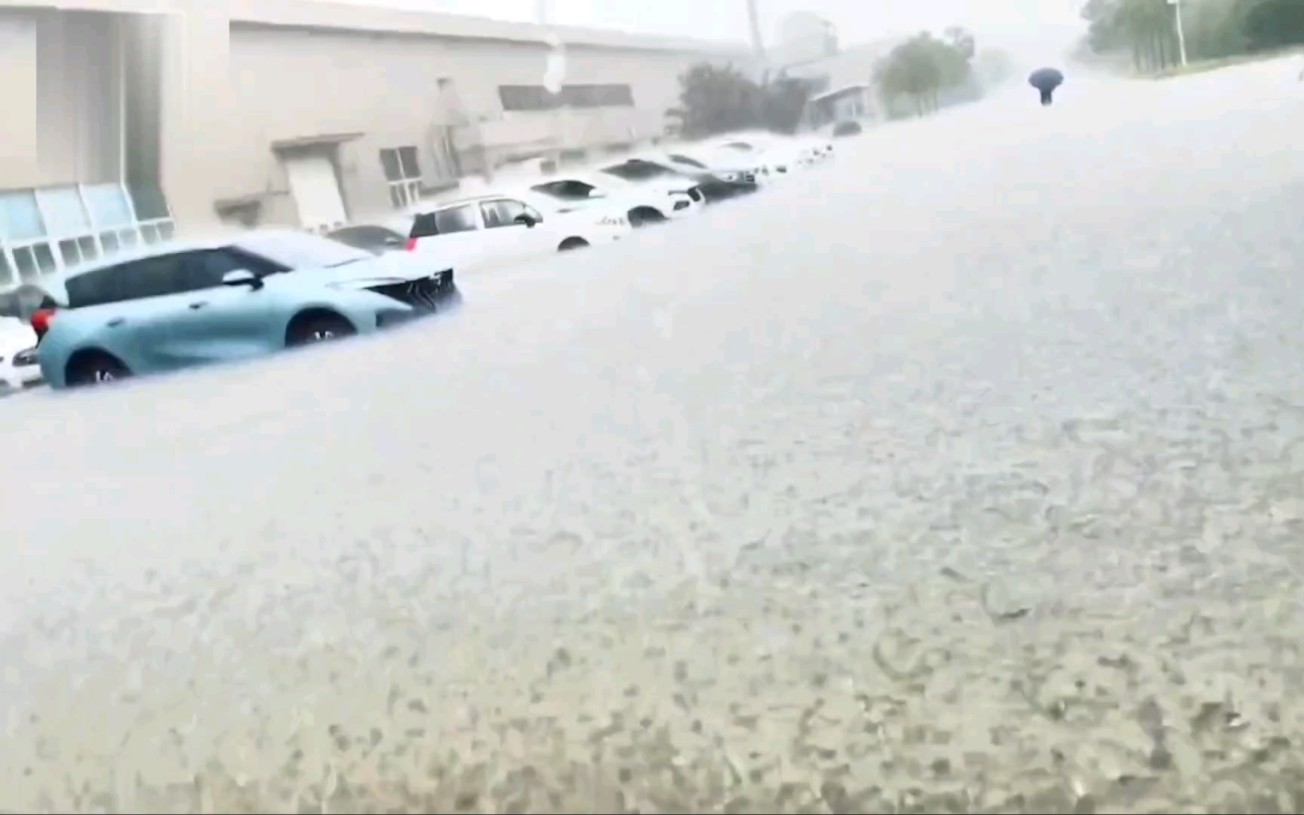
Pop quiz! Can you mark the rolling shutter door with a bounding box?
[283,154,347,233]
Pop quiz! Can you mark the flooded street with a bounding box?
[5,61,1304,812]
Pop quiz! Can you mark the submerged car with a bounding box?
[0,317,42,393]
[27,230,458,389]
[396,190,630,275]
[597,158,758,203]
[525,173,701,227]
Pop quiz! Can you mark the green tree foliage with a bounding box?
[1081,0,1304,70]
[1238,0,1304,50]
[666,64,812,139]
[874,29,977,117]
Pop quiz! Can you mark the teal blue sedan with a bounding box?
[22,230,458,389]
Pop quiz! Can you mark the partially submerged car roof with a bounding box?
[25,228,352,303]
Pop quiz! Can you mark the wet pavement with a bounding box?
[3,59,1304,813]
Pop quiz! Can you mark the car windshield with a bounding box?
[237,231,371,269]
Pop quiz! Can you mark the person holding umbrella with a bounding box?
[1029,67,1064,106]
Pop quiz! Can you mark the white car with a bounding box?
[658,146,769,186]
[0,317,42,393]
[526,173,700,228]
[706,132,830,175]
[393,190,631,274]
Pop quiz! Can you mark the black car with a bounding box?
[599,159,759,204]
[832,120,863,138]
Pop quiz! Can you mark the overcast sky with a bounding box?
[411,0,1086,48]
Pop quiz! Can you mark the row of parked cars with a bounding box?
[0,131,832,392]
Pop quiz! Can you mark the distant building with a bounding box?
[803,84,874,130]
[776,39,902,129]
[772,12,838,68]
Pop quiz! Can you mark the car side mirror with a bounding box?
[222,269,264,290]
[515,213,539,228]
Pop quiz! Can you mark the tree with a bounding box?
[1076,0,1304,69]
[1237,0,1304,50]
[667,63,812,139]
[759,77,812,135]
[874,30,976,117]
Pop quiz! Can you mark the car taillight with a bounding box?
[405,238,418,252]
[30,308,56,341]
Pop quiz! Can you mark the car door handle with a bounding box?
[188,301,208,310]
[106,317,125,328]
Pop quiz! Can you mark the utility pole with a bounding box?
[1169,0,1189,67]
[746,0,767,79]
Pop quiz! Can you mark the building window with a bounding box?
[560,84,635,108]
[498,84,635,112]
[380,146,422,210]
[498,85,560,112]
[0,183,175,290]
[558,149,588,167]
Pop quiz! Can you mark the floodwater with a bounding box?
[4,60,1304,813]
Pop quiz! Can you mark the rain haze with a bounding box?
[346,0,1086,61]
[3,0,1304,811]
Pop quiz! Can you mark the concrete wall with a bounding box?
[0,11,40,188]
[0,9,122,188]
[0,0,742,234]
[220,24,700,223]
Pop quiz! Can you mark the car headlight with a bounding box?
[13,347,38,367]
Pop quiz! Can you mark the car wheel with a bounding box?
[66,351,131,388]
[558,237,590,252]
[286,313,357,347]
[628,207,667,228]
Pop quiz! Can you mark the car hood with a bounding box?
[286,253,449,288]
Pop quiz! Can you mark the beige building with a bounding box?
[0,0,743,291]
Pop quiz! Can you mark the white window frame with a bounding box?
[380,146,423,211]
[0,182,176,291]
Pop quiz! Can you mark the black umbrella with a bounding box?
[1028,67,1064,106]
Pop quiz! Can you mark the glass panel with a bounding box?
[58,239,82,268]
[118,228,139,249]
[127,185,170,220]
[158,221,175,241]
[398,146,420,179]
[83,183,134,228]
[432,204,477,234]
[33,244,56,275]
[77,236,99,261]
[0,251,13,287]
[380,149,402,182]
[0,190,46,242]
[100,231,120,254]
[388,186,404,210]
[140,224,160,244]
[12,247,37,281]
[35,186,91,235]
